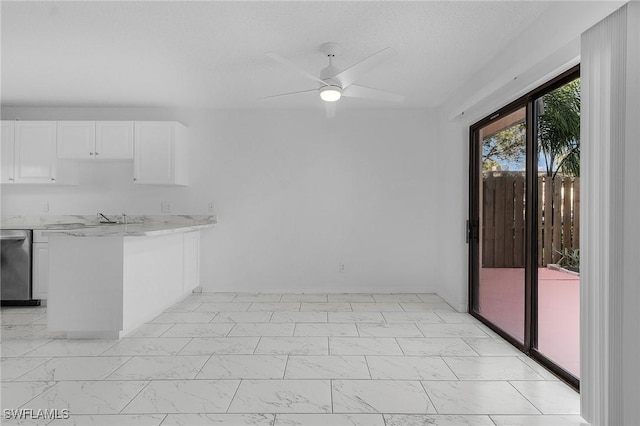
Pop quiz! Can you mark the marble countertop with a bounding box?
[44,222,213,238]
[1,215,216,237]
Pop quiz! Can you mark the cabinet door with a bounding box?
[14,121,57,183]
[57,121,95,159]
[134,121,175,184]
[1,121,15,183]
[32,243,49,300]
[96,121,134,159]
[183,231,200,292]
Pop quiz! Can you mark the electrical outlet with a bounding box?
[208,202,215,213]
[339,263,346,273]
[161,201,172,213]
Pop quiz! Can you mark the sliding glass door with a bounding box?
[475,107,527,344]
[533,78,581,379]
[469,67,580,388]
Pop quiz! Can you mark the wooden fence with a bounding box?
[482,172,580,268]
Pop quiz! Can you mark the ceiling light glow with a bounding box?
[320,86,342,102]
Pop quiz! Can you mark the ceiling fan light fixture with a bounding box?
[319,85,342,102]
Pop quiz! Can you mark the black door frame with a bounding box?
[468,65,580,390]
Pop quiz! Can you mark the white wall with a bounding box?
[1,107,441,294]
[433,114,469,312]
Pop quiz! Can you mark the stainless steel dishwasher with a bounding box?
[1,229,40,306]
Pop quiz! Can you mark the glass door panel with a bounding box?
[475,107,527,343]
[534,78,581,378]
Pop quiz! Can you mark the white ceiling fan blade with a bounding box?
[257,88,318,101]
[333,47,397,88]
[265,51,327,86]
[325,102,336,119]
[342,84,405,102]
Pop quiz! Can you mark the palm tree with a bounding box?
[537,79,581,178]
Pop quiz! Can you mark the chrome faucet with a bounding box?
[98,213,117,224]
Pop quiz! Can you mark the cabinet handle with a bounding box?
[133,178,137,181]
[95,152,99,156]
[8,178,14,182]
[51,178,56,181]
[89,152,94,156]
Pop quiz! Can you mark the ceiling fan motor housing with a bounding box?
[320,42,340,58]
[319,42,342,87]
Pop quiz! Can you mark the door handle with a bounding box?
[466,219,479,243]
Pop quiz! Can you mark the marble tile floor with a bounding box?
[0,293,583,425]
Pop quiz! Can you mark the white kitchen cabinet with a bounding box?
[183,231,200,292]
[57,121,95,159]
[58,121,134,160]
[14,121,58,183]
[48,230,207,338]
[134,121,188,185]
[32,242,49,300]
[96,121,134,159]
[1,121,15,183]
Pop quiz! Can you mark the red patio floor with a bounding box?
[478,267,580,378]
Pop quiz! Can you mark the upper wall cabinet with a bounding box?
[58,121,133,160]
[134,121,188,185]
[2,120,186,186]
[14,121,58,183]
[57,121,95,159]
[96,122,134,159]
[1,121,15,183]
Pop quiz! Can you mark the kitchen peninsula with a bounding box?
[43,216,215,338]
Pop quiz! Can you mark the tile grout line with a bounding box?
[282,354,290,379]
[330,378,334,414]
[252,336,262,355]
[5,356,51,382]
[208,312,219,323]
[514,356,547,380]
[174,337,194,356]
[159,323,178,337]
[506,380,545,415]
[439,356,461,381]
[192,353,214,379]
[116,379,151,414]
[418,380,439,415]
[461,336,484,357]
[224,379,243,414]
[363,355,373,380]
[395,337,407,356]
[102,355,134,381]
[226,322,238,337]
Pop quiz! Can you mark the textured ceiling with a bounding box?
[1,1,557,109]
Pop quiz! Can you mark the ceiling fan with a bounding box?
[259,42,405,118]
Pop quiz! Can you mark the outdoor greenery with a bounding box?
[555,247,580,272]
[481,78,581,177]
[482,123,526,171]
[538,79,581,178]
